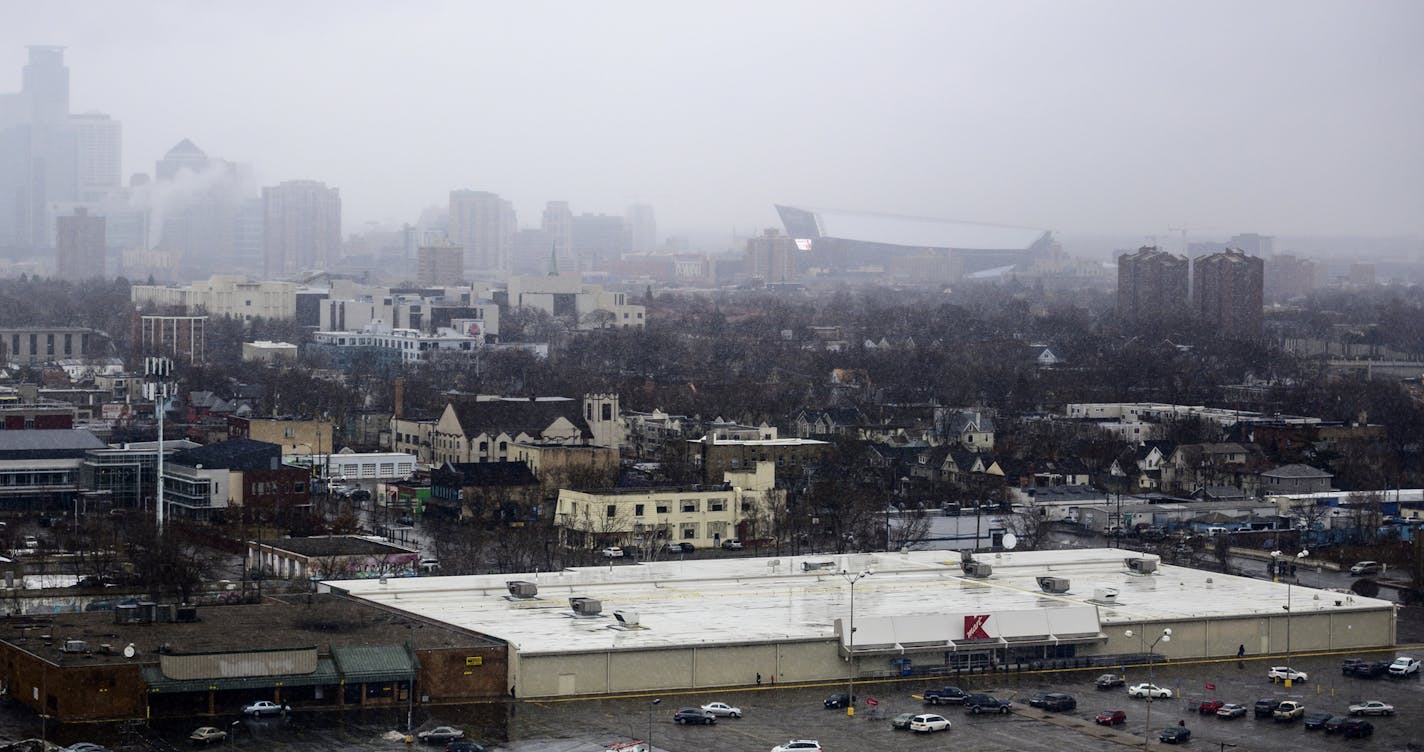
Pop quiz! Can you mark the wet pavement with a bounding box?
[5,649,1421,751]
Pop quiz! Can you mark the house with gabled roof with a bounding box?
[792,406,866,439]
[934,409,995,452]
[1261,463,1334,494]
[430,394,621,467]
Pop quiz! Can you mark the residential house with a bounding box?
[390,413,439,465]
[1261,464,1334,494]
[792,407,865,439]
[623,408,691,460]
[1162,442,1266,497]
[935,409,995,452]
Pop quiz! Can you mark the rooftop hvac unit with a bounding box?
[613,610,640,627]
[801,560,836,572]
[506,580,538,599]
[114,603,141,624]
[1125,557,1159,574]
[175,606,199,623]
[61,639,86,653]
[1093,586,1120,603]
[1037,576,1071,594]
[156,604,177,623]
[569,597,602,616]
[138,601,157,623]
[962,561,992,578]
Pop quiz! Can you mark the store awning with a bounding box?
[331,645,417,683]
[144,658,339,693]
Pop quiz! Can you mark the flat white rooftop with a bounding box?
[324,548,1390,656]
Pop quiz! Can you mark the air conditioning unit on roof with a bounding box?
[1125,557,1158,574]
[962,561,992,578]
[507,580,538,598]
[1037,576,1070,594]
[569,597,602,616]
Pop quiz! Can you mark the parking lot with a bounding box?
[4,648,1419,752]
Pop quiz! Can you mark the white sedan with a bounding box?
[771,742,822,752]
[909,713,951,733]
[1348,701,1395,716]
[600,547,624,559]
[241,700,283,716]
[700,701,742,718]
[1126,683,1173,699]
[1267,666,1309,683]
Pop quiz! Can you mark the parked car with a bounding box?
[721,539,744,550]
[1341,657,1367,674]
[1273,700,1306,722]
[600,546,624,559]
[416,727,465,744]
[1040,693,1076,711]
[63,745,110,752]
[1095,673,1125,690]
[1027,691,1053,708]
[444,743,486,752]
[1388,656,1420,677]
[924,685,968,704]
[909,713,951,733]
[1341,719,1374,738]
[1348,700,1395,716]
[241,700,283,717]
[770,741,822,752]
[891,712,915,730]
[1158,727,1191,744]
[1353,660,1392,678]
[187,727,227,745]
[963,694,1011,714]
[823,692,855,709]
[1095,709,1127,726]
[1303,712,1334,730]
[1253,698,1280,718]
[418,558,440,573]
[1216,703,1247,719]
[1267,666,1308,683]
[1127,683,1173,699]
[1349,561,1381,576]
[664,541,695,554]
[1324,716,1349,733]
[700,701,742,718]
[673,707,716,725]
[1198,699,1224,714]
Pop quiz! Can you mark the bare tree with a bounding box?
[886,507,934,551]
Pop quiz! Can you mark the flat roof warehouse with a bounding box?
[323,549,1395,697]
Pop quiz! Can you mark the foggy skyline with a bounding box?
[3,0,1421,244]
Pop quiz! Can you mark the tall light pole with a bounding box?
[1125,627,1171,750]
[648,697,661,751]
[1272,549,1309,687]
[840,567,874,717]
[143,357,174,534]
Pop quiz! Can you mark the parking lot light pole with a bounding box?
[1125,628,1171,750]
[840,567,874,717]
[1271,549,1308,687]
[648,697,661,751]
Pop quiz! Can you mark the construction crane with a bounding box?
[1167,226,1191,255]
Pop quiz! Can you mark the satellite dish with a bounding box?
[123,644,136,659]
[1003,533,1018,550]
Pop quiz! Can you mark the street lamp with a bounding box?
[228,719,240,746]
[839,567,874,717]
[1272,549,1309,687]
[1125,627,1171,750]
[648,697,661,751]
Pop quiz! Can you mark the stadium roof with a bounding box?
[323,548,1389,657]
[777,204,1050,251]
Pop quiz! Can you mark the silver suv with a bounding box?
[1349,561,1381,576]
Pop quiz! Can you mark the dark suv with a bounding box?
[964,694,1011,714]
[1253,698,1280,718]
[924,686,968,705]
[823,692,856,709]
[1040,693,1076,712]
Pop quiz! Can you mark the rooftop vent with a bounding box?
[175,606,199,623]
[613,610,640,627]
[1125,557,1158,574]
[801,560,835,572]
[1092,586,1120,603]
[1037,576,1070,594]
[962,561,992,578]
[569,597,602,617]
[61,639,86,653]
[506,580,538,599]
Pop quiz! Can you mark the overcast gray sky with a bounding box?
[3,0,1421,244]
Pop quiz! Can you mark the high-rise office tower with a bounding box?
[262,180,341,276]
[151,140,251,278]
[541,200,573,269]
[70,112,121,201]
[570,213,625,272]
[0,46,79,248]
[1116,246,1188,324]
[55,207,105,279]
[448,190,514,274]
[417,243,465,286]
[1228,233,1274,257]
[626,203,656,253]
[1193,248,1264,338]
[22,46,69,125]
[744,228,798,283]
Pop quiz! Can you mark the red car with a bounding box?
[1199,699,1225,714]
[1096,709,1127,726]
